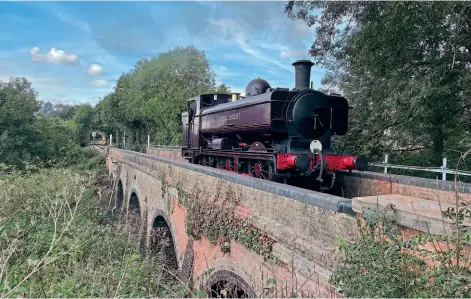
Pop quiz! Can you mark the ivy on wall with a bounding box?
[158,169,278,263]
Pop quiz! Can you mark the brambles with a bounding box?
[0,166,186,298]
[331,204,471,297]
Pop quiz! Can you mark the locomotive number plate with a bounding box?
[220,113,241,122]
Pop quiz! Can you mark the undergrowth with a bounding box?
[331,203,471,298]
[0,157,186,297]
[332,148,471,298]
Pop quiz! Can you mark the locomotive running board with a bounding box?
[196,150,276,162]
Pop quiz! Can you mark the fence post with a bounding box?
[110,134,112,147]
[123,131,126,149]
[384,154,389,174]
[442,157,447,181]
[147,135,150,148]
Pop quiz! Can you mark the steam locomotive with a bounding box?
[181,60,367,191]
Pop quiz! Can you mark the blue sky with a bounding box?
[0,1,324,106]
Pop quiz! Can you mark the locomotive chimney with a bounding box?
[292,60,314,90]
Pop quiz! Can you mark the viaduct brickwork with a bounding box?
[106,147,471,297]
[341,170,471,205]
[146,147,186,162]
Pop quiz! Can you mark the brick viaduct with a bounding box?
[105,147,471,298]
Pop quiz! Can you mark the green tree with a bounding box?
[0,77,41,166]
[94,46,229,148]
[40,101,54,116]
[30,115,83,166]
[51,103,77,121]
[215,83,231,94]
[73,104,95,147]
[285,2,471,166]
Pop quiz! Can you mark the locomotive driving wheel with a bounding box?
[224,158,234,171]
[251,161,275,181]
[201,156,211,167]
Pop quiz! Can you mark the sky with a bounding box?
[0,1,324,106]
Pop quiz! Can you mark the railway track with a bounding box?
[88,144,106,152]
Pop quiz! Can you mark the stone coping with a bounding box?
[352,194,471,236]
[341,170,471,194]
[147,147,181,152]
[110,148,353,214]
[145,148,471,194]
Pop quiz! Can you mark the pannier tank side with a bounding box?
[181,59,367,192]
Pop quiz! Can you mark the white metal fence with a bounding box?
[108,134,181,149]
[370,154,471,181]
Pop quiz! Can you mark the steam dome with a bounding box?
[245,78,271,97]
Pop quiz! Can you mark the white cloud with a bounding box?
[280,50,308,59]
[89,79,108,87]
[87,64,103,76]
[30,47,78,64]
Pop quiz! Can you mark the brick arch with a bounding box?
[128,189,141,214]
[127,189,147,252]
[148,210,195,284]
[150,212,179,274]
[204,270,256,298]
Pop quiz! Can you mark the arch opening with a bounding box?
[150,215,178,274]
[127,192,142,249]
[129,192,140,216]
[115,180,124,212]
[210,280,248,298]
[206,270,253,298]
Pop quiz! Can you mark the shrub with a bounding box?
[0,168,186,298]
[331,204,471,297]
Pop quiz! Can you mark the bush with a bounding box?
[0,168,188,298]
[331,204,471,297]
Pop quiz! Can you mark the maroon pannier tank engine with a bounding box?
[181,60,367,191]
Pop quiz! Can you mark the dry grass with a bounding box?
[0,167,187,298]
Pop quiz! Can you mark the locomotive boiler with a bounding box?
[181,60,367,191]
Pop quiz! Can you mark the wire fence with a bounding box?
[369,154,471,181]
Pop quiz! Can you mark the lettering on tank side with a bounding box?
[220,113,241,123]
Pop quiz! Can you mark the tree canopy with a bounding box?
[0,78,83,168]
[95,46,230,148]
[285,1,471,167]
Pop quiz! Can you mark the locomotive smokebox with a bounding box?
[292,60,314,90]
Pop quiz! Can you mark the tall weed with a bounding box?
[0,167,184,297]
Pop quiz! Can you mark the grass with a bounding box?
[0,152,188,298]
